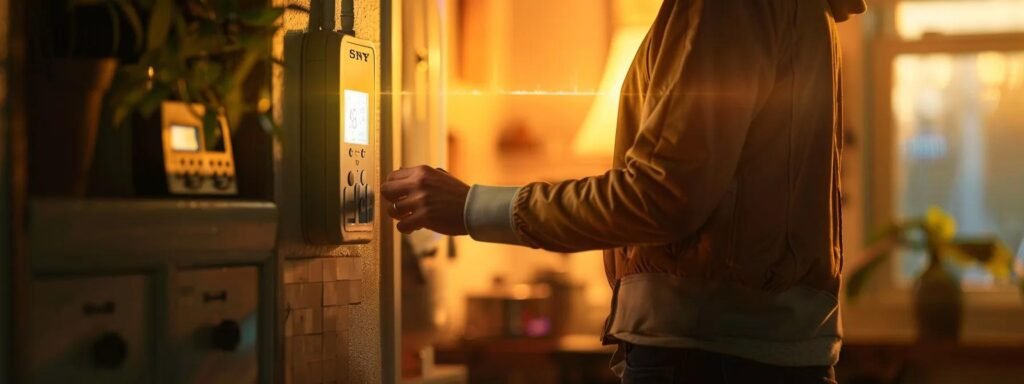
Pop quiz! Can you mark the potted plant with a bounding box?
[846,206,1015,341]
[106,0,284,143]
[91,0,288,196]
[26,0,144,196]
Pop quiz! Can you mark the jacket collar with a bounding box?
[827,0,866,22]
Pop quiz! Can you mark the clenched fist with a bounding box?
[380,165,471,235]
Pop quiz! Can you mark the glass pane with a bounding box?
[892,51,1024,287]
[897,1,1024,39]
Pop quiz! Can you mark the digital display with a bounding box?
[344,89,370,145]
[170,125,201,152]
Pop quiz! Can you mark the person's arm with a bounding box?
[382,0,781,249]
[467,0,781,252]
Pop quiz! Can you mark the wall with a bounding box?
[0,0,9,378]
[274,1,385,383]
[441,0,615,340]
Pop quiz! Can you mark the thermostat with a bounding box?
[300,31,378,245]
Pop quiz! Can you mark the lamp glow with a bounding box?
[572,27,649,157]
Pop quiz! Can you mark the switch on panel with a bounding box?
[29,275,152,384]
[299,30,379,245]
[172,267,259,384]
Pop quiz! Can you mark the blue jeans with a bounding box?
[622,344,837,384]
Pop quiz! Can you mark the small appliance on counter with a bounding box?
[133,101,238,196]
[464,282,554,340]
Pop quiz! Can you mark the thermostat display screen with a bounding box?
[343,89,370,145]
[170,125,201,152]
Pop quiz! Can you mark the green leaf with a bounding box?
[113,0,144,52]
[179,35,223,58]
[867,223,905,245]
[237,29,274,52]
[846,251,893,302]
[846,224,906,302]
[239,7,283,27]
[137,85,172,118]
[146,0,174,52]
[188,61,224,91]
[944,238,1015,280]
[66,0,108,8]
[215,0,240,16]
[104,2,121,55]
[156,64,184,86]
[183,0,218,20]
[135,0,154,11]
[107,66,151,126]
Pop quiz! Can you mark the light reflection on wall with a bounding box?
[441,0,615,341]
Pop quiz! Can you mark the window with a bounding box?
[875,1,1024,289]
[896,1,1024,39]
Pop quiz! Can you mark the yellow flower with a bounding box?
[924,206,957,242]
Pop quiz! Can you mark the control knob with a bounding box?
[210,319,241,351]
[184,173,204,190]
[92,332,128,369]
[212,174,234,190]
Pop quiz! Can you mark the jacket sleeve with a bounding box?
[472,0,781,252]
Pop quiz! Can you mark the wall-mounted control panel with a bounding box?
[172,267,259,384]
[134,101,238,196]
[29,275,152,384]
[300,31,379,245]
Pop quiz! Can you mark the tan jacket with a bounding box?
[465,0,864,367]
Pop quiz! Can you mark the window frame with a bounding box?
[867,3,1024,295]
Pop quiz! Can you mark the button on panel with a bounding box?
[344,186,357,225]
[30,275,152,383]
[165,154,237,195]
[360,185,374,224]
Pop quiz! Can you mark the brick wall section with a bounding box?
[284,257,363,383]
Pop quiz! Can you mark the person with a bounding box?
[381,0,865,382]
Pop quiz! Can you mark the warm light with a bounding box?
[978,51,1008,87]
[896,1,1024,39]
[511,283,532,300]
[572,27,649,157]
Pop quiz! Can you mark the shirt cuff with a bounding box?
[463,185,525,245]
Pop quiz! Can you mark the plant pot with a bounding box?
[27,58,118,196]
[914,261,964,342]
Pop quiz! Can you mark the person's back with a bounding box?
[538,1,849,379]
[382,0,864,382]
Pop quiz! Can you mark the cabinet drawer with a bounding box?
[173,266,260,383]
[30,274,152,384]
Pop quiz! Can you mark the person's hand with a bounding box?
[380,165,471,236]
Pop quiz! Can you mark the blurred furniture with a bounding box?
[402,364,468,384]
[837,341,1024,384]
[436,334,617,384]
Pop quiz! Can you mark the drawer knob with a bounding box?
[92,332,128,369]
[211,320,241,351]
